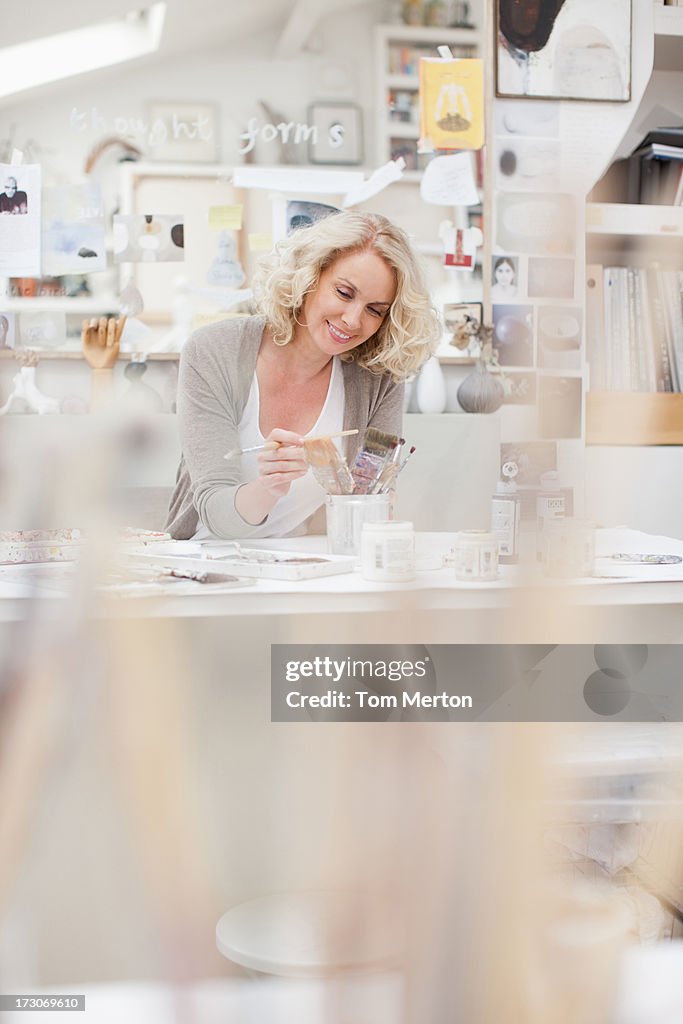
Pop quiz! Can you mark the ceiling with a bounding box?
[3,0,374,62]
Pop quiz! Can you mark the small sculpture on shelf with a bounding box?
[81,315,127,410]
[123,357,164,413]
[0,350,61,415]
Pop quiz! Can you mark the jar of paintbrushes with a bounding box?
[303,427,415,557]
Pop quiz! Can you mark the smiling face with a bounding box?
[298,249,396,360]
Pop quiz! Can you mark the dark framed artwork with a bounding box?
[308,104,363,165]
[496,0,632,102]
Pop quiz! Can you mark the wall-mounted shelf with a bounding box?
[0,349,180,362]
[586,202,683,237]
[586,392,683,446]
[654,4,683,70]
[1,296,120,313]
[435,353,476,365]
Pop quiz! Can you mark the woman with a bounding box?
[166,211,438,540]
[491,256,517,302]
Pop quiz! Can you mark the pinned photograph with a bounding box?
[0,174,28,214]
[494,100,559,137]
[537,306,582,370]
[496,0,632,102]
[538,375,583,439]
[501,371,536,405]
[113,214,185,263]
[500,441,557,486]
[528,257,575,300]
[495,192,575,256]
[491,255,518,302]
[495,137,563,192]
[285,200,340,236]
[492,304,534,367]
[0,311,16,349]
[19,310,67,350]
[443,301,483,350]
[42,184,106,276]
[0,162,41,277]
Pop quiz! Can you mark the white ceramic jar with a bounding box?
[452,530,499,581]
[360,521,416,582]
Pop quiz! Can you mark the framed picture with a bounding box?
[443,301,483,349]
[146,101,219,162]
[496,0,632,102]
[308,104,363,165]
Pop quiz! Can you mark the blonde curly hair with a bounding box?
[252,211,440,381]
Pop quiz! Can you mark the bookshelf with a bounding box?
[374,22,482,178]
[584,2,683,445]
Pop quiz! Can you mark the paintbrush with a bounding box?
[224,428,358,460]
[395,445,416,478]
[350,428,400,494]
[304,437,355,495]
[372,438,405,494]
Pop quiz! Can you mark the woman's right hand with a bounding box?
[255,428,308,499]
[234,428,308,525]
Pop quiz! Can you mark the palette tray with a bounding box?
[128,544,356,581]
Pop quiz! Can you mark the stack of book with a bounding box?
[627,127,683,206]
[586,264,683,392]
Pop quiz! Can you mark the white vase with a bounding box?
[416,356,447,414]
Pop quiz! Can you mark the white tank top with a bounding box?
[193,356,345,540]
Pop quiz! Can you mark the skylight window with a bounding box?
[0,3,166,99]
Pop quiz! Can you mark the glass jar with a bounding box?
[326,493,391,556]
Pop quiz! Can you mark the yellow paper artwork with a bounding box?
[419,58,484,152]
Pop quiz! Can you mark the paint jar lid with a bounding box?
[454,530,497,545]
[362,520,413,533]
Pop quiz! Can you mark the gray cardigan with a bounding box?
[165,316,404,539]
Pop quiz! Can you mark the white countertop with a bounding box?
[3,530,683,628]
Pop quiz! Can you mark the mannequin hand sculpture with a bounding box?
[81,316,126,369]
[81,316,127,409]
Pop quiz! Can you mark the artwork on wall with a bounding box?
[496,0,632,102]
[443,302,483,349]
[41,184,106,276]
[419,58,484,152]
[285,200,340,235]
[113,214,185,263]
[537,306,582,370]
[492,304,534,367]
[501,371,536,405]
[500,441,557,486]
[308,104,363,165]
[0,311,16,349]
[495,137,563,191]
[528,257,575,299]
[495,192,576,256]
